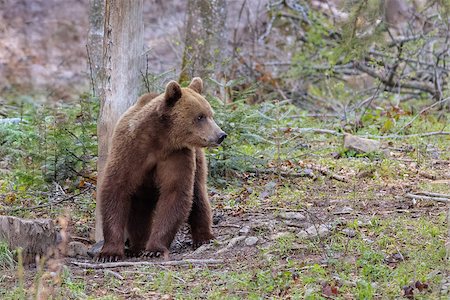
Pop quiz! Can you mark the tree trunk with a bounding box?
[95,0,144,242]
[87,0,104,97]
[0,216,57,264]
[180,0,227,83]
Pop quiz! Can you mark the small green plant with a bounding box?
[0,240,15,270]
[0,95,98,205]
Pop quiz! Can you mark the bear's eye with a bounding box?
[196,114,205,122]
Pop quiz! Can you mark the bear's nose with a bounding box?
[217,132,227,144]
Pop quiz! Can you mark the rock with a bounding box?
[244,236,259,246]
[270,232,292,240]
[216,236,246,254]
[297,224,331,239]
[342,228,356,238]
[344,134,380,153]
[333,206,353,215]
[280,212,306,221]
[0,216,57,264]
[87,240,104,258]
[239,225,251,236]
[67,241,88,257]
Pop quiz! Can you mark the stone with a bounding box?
[239,225,251,236]
[270,232,292,240]
[244,236,259,246]
[280,212,306,221]
[87,240,103,258]
[333,206,353,215]
[344,133,380,153]
[342,228,356,238]
[67,241,88,257]
[297,224,331,239]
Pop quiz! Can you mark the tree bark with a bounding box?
[87,0,104,97]
[180,0,227,83]
[95,0,144,242]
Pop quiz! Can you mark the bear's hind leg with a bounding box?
[126,185,158,256]
[144,149,195,259]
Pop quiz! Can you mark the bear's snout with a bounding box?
[217,132,227,145]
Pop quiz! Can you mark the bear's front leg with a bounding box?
[97,175,133,262]
[189,148,214,248]
[144,149,195,259]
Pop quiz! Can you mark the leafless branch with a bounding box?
[395,97,450,134]
[70,258,224,269]
[354,61,436,96]
[405,193,450,203]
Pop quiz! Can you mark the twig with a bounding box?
[286,128,449,139]
[310,166,348,183]
[405,193,450,203]
[70,258,224,269]
[354,61,436,96]
[395,98,450,134]
[363,131,450,139]
[250,169,316,179]
[286,128,343,136]
[1,188,92,213]
[415,192,450,199]
[85,44,96,97]
[0,118,21,124]
[103,269,124,280]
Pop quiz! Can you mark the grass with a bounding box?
[0,94,449,299]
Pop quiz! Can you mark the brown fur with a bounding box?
[98,78,226,261]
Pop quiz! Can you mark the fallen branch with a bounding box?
[0,118,21,124]
[250,169,316,180]
[103,269,124,280]
[361,131,450,139]
[249,167,346,182]
[310,166,348,183]
[70,258,224,269]
[405,193,450,203]
[415,192,450,199]
[286,128,450,139]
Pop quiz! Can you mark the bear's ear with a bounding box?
[188,77,203,94]
[164,81,182,106]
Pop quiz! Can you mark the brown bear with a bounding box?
[97,77,226,261]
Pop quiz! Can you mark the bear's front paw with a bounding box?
[192,232,215,249]
[142,244,169,260]
[95,244,125,262]
[95,251,124,263]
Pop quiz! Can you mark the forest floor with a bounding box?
[1,127,449,299]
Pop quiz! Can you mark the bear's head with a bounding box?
[163,77,227,148]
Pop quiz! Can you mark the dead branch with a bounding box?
[395,98,450,134]
[310,166,348,183]
[70,258,224,269]
[405,193,450,203]
[286,127,449,139]
[364,131,450,139]
[250,169,316,180]
[354,61,436,96]
[103,269,124,280]
[415,192,450,199]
